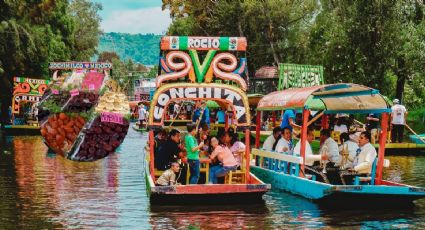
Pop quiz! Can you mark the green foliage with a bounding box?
[97,33,161,65]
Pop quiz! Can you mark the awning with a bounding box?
[257,83,390,114]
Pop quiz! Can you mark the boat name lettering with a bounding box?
[188,37,220,49]
[153,87,246,124]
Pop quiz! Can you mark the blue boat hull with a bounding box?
[251,166,425,208]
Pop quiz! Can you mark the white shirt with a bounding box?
[338,140,359,169]
[262,135,276,151]
[138,107,147,120]
[334,124,348,134]
[320,137,340,164]
[391,104,407,125]
[174,104,180,113]
[353,142,377,174]
[293,141,321,166]
[275,138,293,154]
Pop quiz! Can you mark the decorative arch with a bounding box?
[148,83,251,128]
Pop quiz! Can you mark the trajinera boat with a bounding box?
[144,36,270,205]
[250,83,425,208]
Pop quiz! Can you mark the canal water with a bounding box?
[1,128,424,229]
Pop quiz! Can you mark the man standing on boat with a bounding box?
[280,110,301,130]
[185,123,204,184]
[340,131,377,185]
[138,103,147,129]
[390,99,408,143]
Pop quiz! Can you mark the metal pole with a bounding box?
[376,112,389,185]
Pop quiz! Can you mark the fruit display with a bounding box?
[39,70,130,161]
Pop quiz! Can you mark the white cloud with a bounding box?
[101,7,171,34]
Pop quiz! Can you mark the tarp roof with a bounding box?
[257,83,390,114]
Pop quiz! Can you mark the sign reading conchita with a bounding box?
[151,86,248,125]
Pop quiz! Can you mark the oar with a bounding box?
[168,102,184,128]
[405,123,425,144]
[306,111,324,127]
[195,105,206,133]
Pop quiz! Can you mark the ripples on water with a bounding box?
[1,128,425,229]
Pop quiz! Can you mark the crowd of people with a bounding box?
[154,123,246,186]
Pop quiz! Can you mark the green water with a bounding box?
[0,128,424,229]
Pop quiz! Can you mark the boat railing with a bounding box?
[251,148,303,176]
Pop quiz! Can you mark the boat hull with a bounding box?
[251,166,425,208]
[3,125,40,136]
[145,161,270,205]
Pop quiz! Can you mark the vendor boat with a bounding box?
[145,36,270,205]
[250,83,425,208]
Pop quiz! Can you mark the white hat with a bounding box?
[393,99,399,104]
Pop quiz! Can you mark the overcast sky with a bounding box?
[92,0,172,34]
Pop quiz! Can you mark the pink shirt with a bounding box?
[211,145,237,167]
[230,141,246,166]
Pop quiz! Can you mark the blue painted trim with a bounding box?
[324,109,391,114]
[323,84,351,91]
[312,89,380,99]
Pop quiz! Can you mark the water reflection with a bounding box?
[1,129,425,229]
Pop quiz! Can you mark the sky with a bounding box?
[92,0,172,34]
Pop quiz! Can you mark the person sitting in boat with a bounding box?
[339,131,377,185]
[155,162,181,186]
[263,127,282,151]
[227,132,246,169]
[208,137,238,184]
[333,117,348,134]
[319,129,340,168]
[153,129,168,168]
[155,129,183,171]
[185,123,204,184]
[294,128,330,183]
[338,132,360,169]
[275,127,294,154]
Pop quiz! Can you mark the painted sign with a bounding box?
[48,62,112,69]
[161,36,247,51]
[70,89,79,97]
[278,63,324,90]
[150,84,250,126]
[12,77,49,114]
[101,112,124,125]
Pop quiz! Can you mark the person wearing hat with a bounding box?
[390,99,408,143]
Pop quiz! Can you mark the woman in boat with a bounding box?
[209,137,238,184]
[227,132,246,168]
[263,127,282,151]
[339,131,377,185]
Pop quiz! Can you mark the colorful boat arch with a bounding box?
[257,83,390,114]
[148,83,251,128]
[12,77,50,114]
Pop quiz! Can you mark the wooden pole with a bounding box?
[149,130,156,181]
[322,114,329,129]
[375,112,389,185]
[255,111,261,148]
[405,123,425,144]
[225,111,229,131]
[306,111,324,127]
[300,109,310,177]
[245,128,251,182]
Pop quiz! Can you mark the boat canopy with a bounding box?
[257,83,391,114]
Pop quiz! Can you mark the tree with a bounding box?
[98,51,120,62]
[69,0,102,61]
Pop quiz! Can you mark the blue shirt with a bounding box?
[192,107,210,126]
[217,110,225,123]
[280,110,296,130]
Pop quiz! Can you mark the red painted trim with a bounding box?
[381,180,407,187]
[300,109,310,177]
[255,111,261,148]
[376,112,389,185]
[322,114,329,129]
[149,130,155,182]
[245,129,250,181]
[169,184,267,194]
[225,112,229,131]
